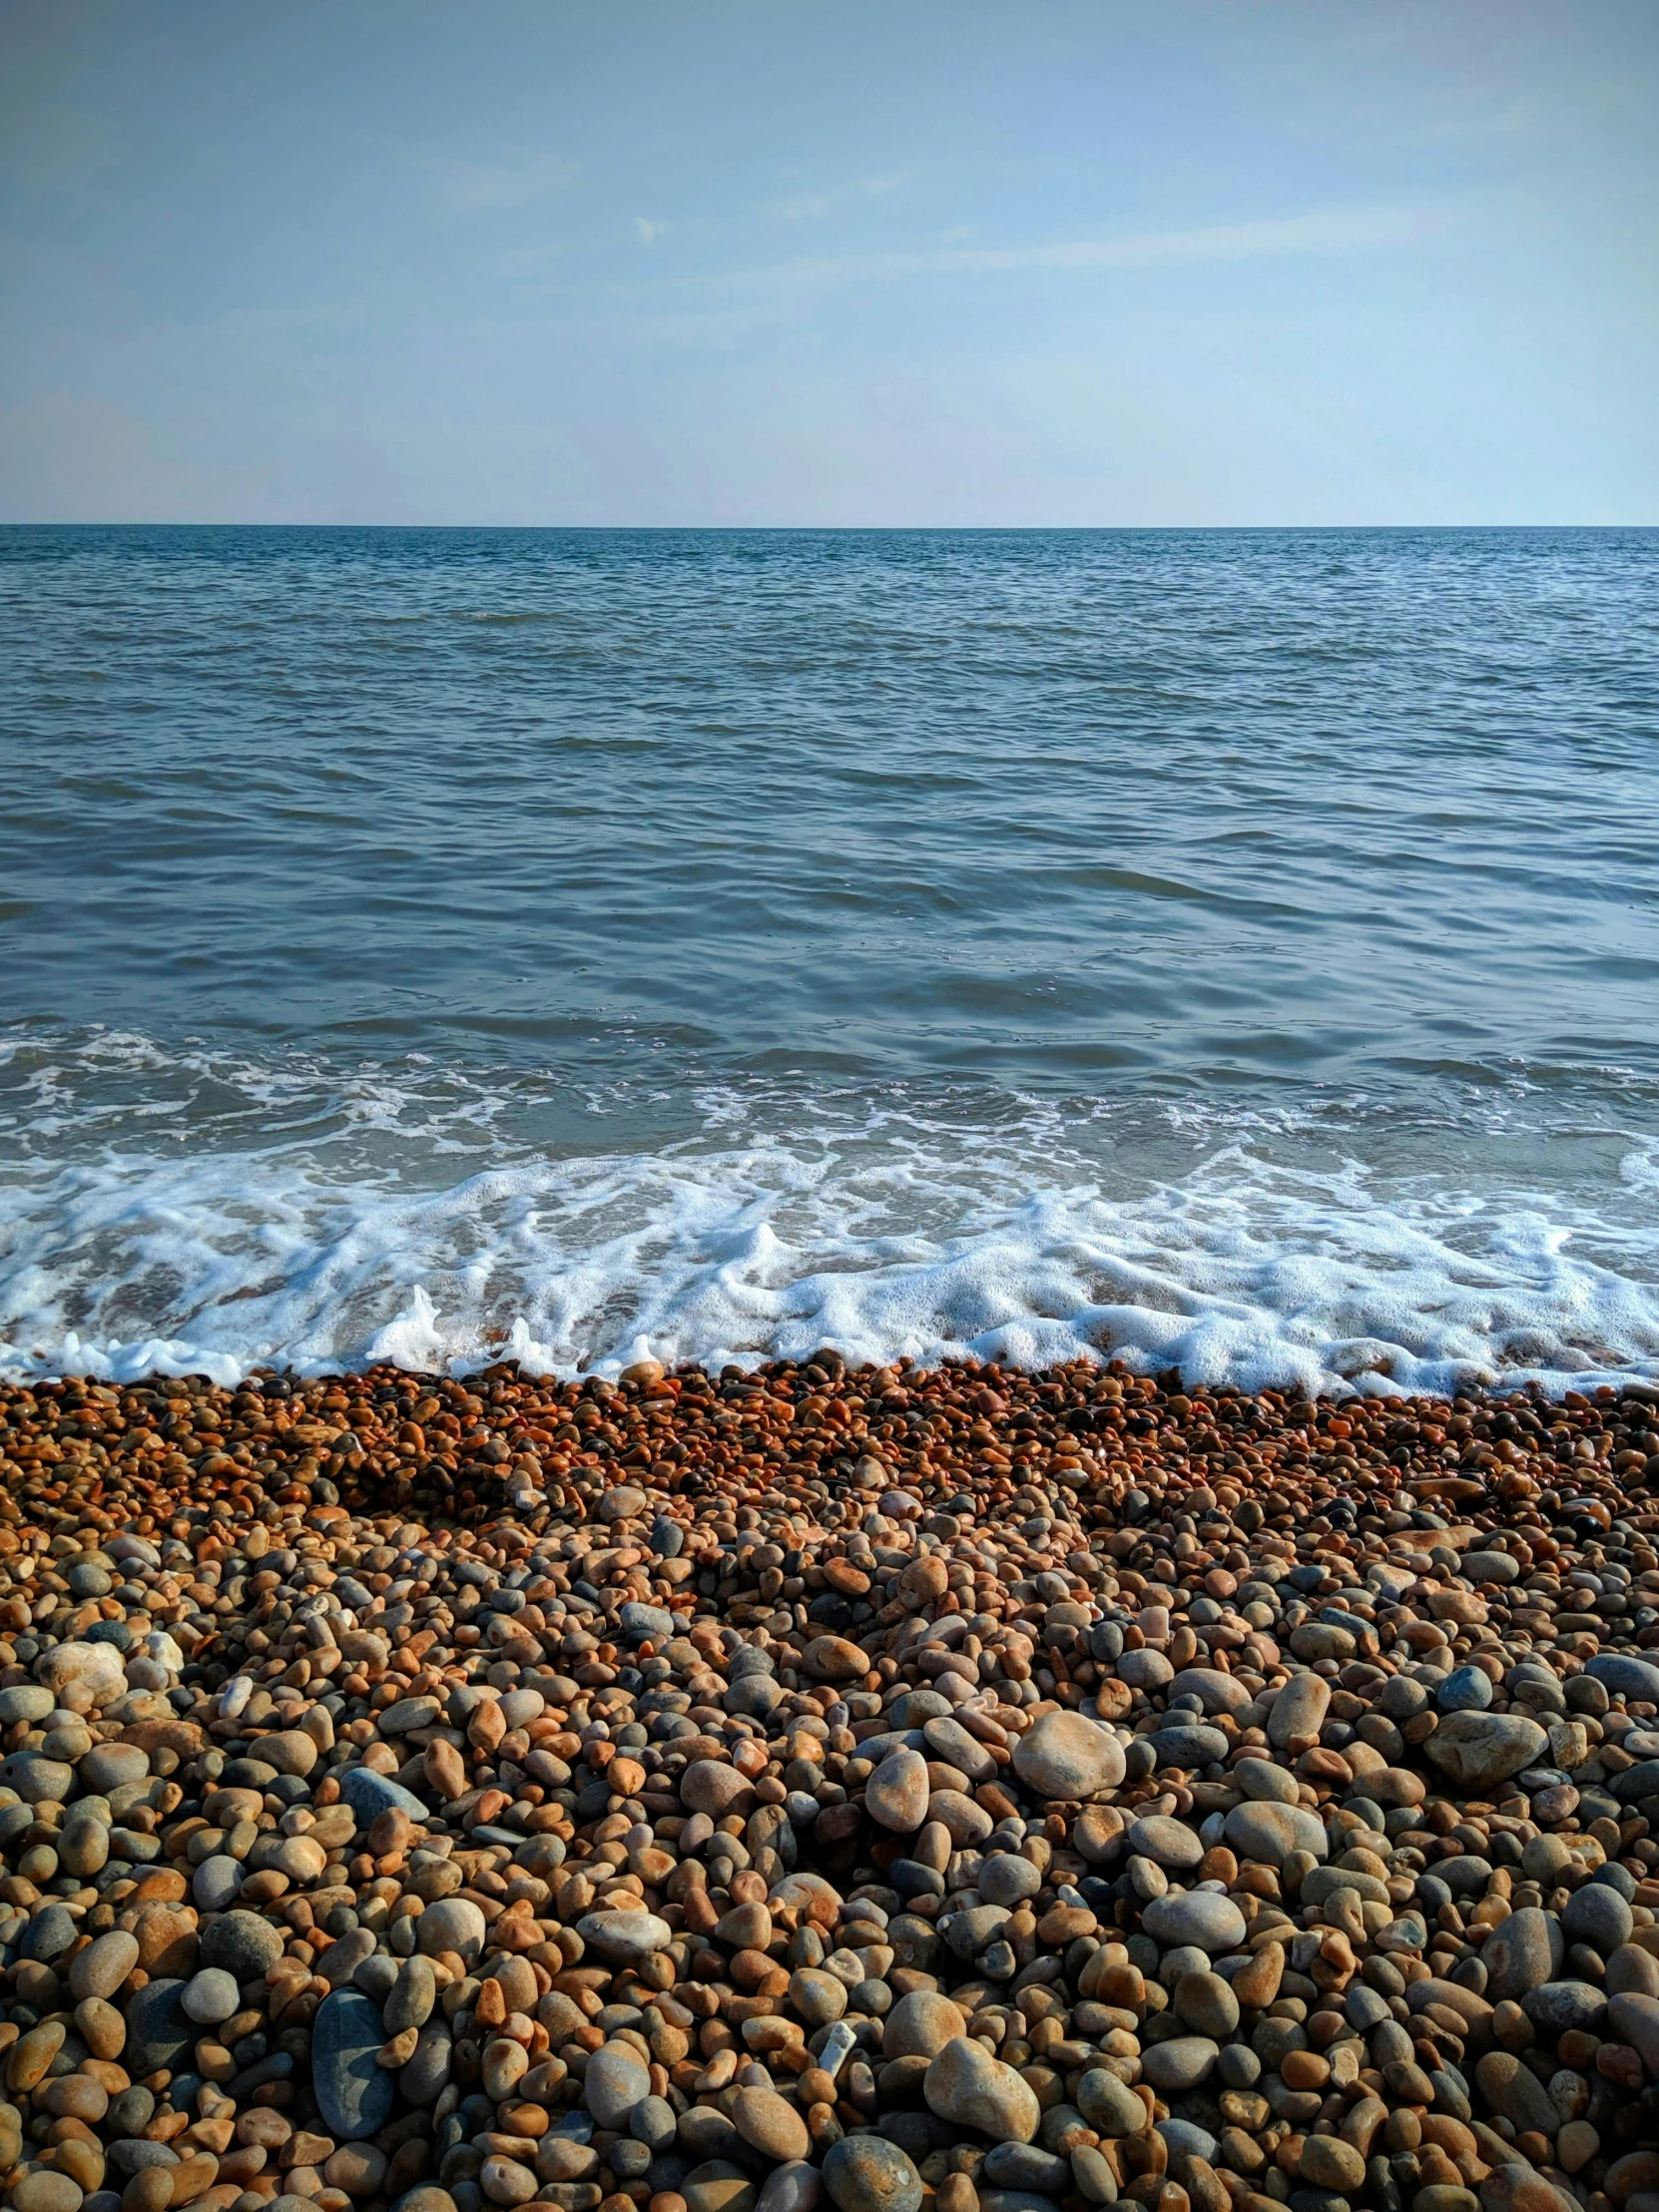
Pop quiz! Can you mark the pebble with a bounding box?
[1223,1797,1327,1865]
[731,2086,810,2162]
[1424,1709,1549,1789]
[0,1354,1652,2212]
[1011,1708,1124,1797]
[1481,1904,1564,1999]
[313,1986,398,2140]
[923,2036,1040,2141]
[1126,1812,1205,1868]
[1140,2033,1221,2091]
[864,1746,930,1831]
[199,1908,283,1979]
[1078,2064,1150,2136]
[821,2140,922,2212]
[1140,1889,1247,1951]
[180,1967,240,2024]
[583,2042,650,2127]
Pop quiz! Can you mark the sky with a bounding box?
[1,0,1656,527]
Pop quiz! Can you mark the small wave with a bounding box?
[2,1050,1658,1396]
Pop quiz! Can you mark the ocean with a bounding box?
[2,523,1658,1395]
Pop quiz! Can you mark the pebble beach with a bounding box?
[0,1359,1652,2212]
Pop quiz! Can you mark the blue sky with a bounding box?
[2,0,1656,524]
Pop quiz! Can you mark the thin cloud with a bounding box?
[442,152,574,213]
[635,218,669,245]
[716,204,1440,285]
[767,172,911,223]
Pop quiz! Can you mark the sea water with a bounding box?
[3,524,1658,1393]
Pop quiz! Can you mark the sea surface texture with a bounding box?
[2,524,1658,1393]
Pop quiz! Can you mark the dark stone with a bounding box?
[125,1979,195,2076]
[337,1765,429,1826]
[22,1905,78,1962]
[200,1910,284,1980]
[1521,1980,1607,2038]
[1145,1725,1229,1769]
[313,1987,396,2142]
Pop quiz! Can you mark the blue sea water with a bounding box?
[2,524,1658,1391]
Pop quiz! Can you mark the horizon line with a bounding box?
[2,519,1656,534]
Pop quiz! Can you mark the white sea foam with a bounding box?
[3,1047,1659,1395]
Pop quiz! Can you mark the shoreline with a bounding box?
[2,1355,1652,1541]
[0,1357,1652,2212]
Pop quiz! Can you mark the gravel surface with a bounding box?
[0,1357,1655,2212]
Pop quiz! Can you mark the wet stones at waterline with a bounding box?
[0,1358,1652,2212]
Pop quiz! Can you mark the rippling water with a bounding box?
[3,524,1658,1390]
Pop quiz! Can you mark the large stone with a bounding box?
[619,1601,675,1643]
[1475,2052,1561,2137]
[756,2167,820,2212]
[1140,2037,1219,2093]
[1144,1724,1229,1769]
[400,2019,453,2105]
[575,1912,673,1967]
[978,1854,1042,1907]
[881,1990,967,2060]
[1460,1551,1520,1585]
[1587,1654,1659,1705]
[258,1729,318,1777]
[1077,2067,1149,2138]
[585,2042,650,2128]
[313,1988,395,2142]
[415,1898,487,1964]
[790,1969,848,2027]
[802,1637,869,1683]
[1479,2172,1583,2212]
[337,1766,429,1828]
[193,1856,244,1913]
[1125,1815,1204,1871]
[1225,1801,1328,1868]
[124,1978,194,2077]
[926,1789,992,1846]
[181,1967,240,2024]
[1437,1664,1495,1714]
[0,1688,54,1725]
[1481,1908,1563,2001]
[36,1642,127,1702]
[982,2148,1071,2195]
[1011,1712,1124,1801]
[1169,1668,1254,1714]
[377,1696,442,1737]
[1300,2140,1368,2195]
[822,2138,922,2212]
[683,2164,755,2212]
[78,1743,150,1795]
[22,1903,76,1961]
[1425,1713,1547,1792]
[1116,1650,1174,1691]
[1174,1971,1240,2040]
[69,1931,139,2003]
[731,2087,810,2163]
[384,1955,437,2033]
[0,1754,74,1805]
[923,1718,996,1782]
[681,1761,753,1817]
[1140,1892,1246,1953]
[1522,1980,1606,2037]
[200,1911,284,1980]
[1234,1758,1301,1805]
[923,2036,1040,2141]
[1607,1991,1659,2073]
[1267,1674,1331,1751]
[1562,1881,1633,1956]
[865,1748,931,1834]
